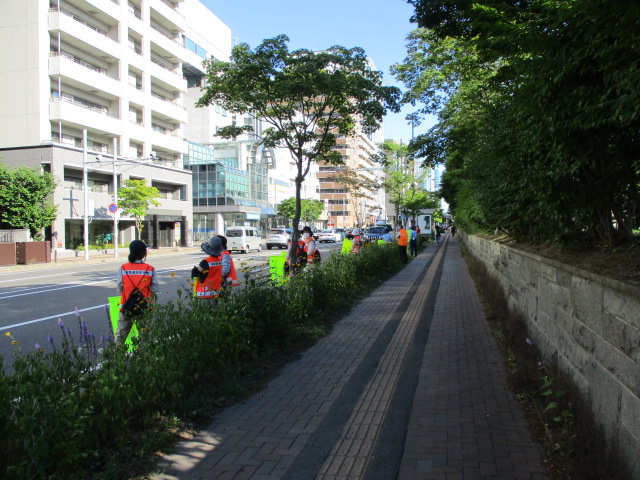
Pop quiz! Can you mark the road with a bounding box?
[0,243,340,371]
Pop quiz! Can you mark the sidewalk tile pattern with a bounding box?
[156,249,434,480]
[155,237,549,480]
[398,239,549,479]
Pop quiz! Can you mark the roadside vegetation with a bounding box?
[395,0,640,248]
[0,243,402,479]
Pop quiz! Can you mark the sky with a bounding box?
[200,0,437,144]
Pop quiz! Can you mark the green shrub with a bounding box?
[0,245,403,479]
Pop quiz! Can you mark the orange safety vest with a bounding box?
[195,255,223,299]
[398,229,408,247]
[304,236,322,264]
[222,251,238,287]
[351,235,361,253]
[120,262,154,308]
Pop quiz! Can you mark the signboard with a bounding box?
[174,222,181,241]
[108,204,118,213]
[246,212,260,221]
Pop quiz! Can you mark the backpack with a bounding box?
[121,288,148,317]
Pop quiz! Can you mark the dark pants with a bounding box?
[409,239,417,257]
[399,245,408,264]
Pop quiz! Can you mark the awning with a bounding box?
[261,206,277,216]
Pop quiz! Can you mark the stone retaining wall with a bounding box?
[461,233,640,479]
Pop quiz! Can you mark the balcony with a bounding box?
[150,93,188,124]
[49,53,121,98]
[149,26,187,64]
[50,97,121,135]
[150,0,187,33]
[49,8,120,59]
[150,127,187,154]
[149,58,187,92]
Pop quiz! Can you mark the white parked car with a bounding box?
[317,229,342,243]
[266,228,291,250]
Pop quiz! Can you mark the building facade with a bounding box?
[0,0,233,249]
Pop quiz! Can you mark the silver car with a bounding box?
[266,228,291,250]
[317,229,342,243]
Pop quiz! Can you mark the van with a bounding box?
[226,226,262,253]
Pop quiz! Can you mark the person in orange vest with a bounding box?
[217,234,238,296]
[191,236,227,306]
[301,225,320,265]
[350,228,362,253]
[115,240,159,343]
[397,225,409,264]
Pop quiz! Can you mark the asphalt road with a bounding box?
[0,243,341,372]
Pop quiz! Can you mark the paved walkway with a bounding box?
[154,236,549,480]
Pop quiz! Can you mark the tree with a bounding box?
[117,179,160,240]
[0,164,57,239]
[397,0,640,245]
[404,190,440,225]
[197,35,400,256]
[277,197,325,226]
[378,140,431,227]
[331,167,379,228]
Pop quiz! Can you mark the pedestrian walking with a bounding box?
[451,224,457,237]
[398,225,408,264]
[435,224,442,246]
[409,225,418,257]
[115,240,159,343]
[191,236,227,306]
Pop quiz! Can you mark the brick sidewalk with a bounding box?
[154,236,549,480]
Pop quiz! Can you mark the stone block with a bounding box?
[570,277,604,335]
[620,387,640,445]
[593,335,640,397]
[604,290,640,330]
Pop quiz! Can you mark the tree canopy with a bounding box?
[398,0,640,245]
[277,197,325,226]
[117,179,160,240]
[197,35,401,248]
[0,164,57,239]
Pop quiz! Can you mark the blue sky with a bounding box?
[200,0,437,143]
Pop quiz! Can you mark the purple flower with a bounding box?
[526,338,534,346]
[74,307,80,317]
[34,343,41,350]
[57,319,64,328]
[47,335,54,344]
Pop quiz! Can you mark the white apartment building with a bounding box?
[0,0,231,250]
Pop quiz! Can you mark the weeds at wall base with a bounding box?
[460,243,631,480]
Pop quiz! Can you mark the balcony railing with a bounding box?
[50,52,119,81]
[152,125,185,140]
[51,96,121,120]
[151,92,186,110]
[150,57,185,80]
[49,8,119,43]
[160,0,185,18]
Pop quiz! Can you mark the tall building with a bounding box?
[317,124,386,229]
[0,0,232,249]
